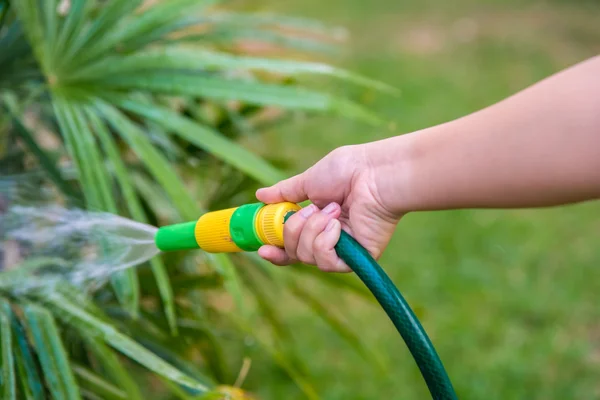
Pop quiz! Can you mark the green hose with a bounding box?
[157,205,458,399]
[334,230,457,399]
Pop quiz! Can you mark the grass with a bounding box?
[239,0,600,398]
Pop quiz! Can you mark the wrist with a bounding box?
[365,121,455,215]
[363,131,420,216]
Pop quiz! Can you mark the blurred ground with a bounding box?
[242,0,600,398]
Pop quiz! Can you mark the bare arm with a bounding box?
[257,56,600,271]
[372,55,600,214]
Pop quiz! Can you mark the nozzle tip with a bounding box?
[155,221,199,252]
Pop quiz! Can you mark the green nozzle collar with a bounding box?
[229,203,263,251]
[155,221,199,252]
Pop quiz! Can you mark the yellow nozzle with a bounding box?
[255,202,300,247]
[194,207,242,253]
[176,202,300,253]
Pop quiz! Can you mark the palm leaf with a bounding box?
[11,0,48,71]
[22,303,82,400]
[5,108,78,200]
[52,95,141,317]
[68,0,217,69]
[45,293,211,393]
[96,73,381,124]
[95,100,246,314]
[204,12,347,36]
[3,1,390,397]
[112,95,284,185]
[73,364,128,400]
[84,339,143,400]
[86,109,174,330]
[64,0,142,62]
[40,0,58,67]
[9,307,45,400]
[0,298,17,400]
[54,0,91,67]
[51,95,98,205]
[65,47,396,93]
[94,100,197,218]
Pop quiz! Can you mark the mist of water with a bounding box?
[0,204,160,295]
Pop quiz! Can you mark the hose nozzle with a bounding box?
[155,202,301,253]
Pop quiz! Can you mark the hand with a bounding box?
[256,144,403,272]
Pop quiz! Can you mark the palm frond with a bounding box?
[1,298,17,400]
[45,293,211,393]
[22,303,82,400]
[0,0,391,397]
[10,306,45,400]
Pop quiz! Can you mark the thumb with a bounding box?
[256,173,308,204]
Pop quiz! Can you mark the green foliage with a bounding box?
[0,0,388,398]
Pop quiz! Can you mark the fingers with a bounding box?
[296,202,341,264]
[256,173,308,204]
[283,204,318,260]
[314,219,350,272]
[258,202,349,273]
[257,245,292,266]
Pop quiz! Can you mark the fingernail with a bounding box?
[323,202,337,214]
[300,204,316,218]
[325,219,337,232]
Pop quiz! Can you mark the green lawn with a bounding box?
[242,0,600,398]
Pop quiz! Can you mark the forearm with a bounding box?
[373,56,600,213]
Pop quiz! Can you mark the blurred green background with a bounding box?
[240,0,600,398]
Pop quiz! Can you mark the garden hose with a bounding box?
[155,202,458,400]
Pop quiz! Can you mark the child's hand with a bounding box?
[256,145,402,272]
[257,56,600,271]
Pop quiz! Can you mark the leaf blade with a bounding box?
[98,74,382,124]
[53,96,140,316]
[6,107,78,200]
[22,303,82,400]
[11,0,48,71]
[64,0,142,63]
[69,0,218,69]
[45,294,210,393]
[67,47,396,94]
[94,100,246,315]
[72,364,128,400]
[9,308,45,400]
[52,95,100,206]
[0,298,17,400]
[114,97,284,186]
[84,339,143,400]
[94,100,198,219]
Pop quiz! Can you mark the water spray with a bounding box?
[155,202,458,400]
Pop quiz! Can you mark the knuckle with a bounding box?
[330,144,358,162]
[296,241,313,264]
[284,216,303,238]
[306,213,328,230]
[312,234,328,253]
[283,240,296,258]
[331,145,351,157]
[297,251,313,264]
